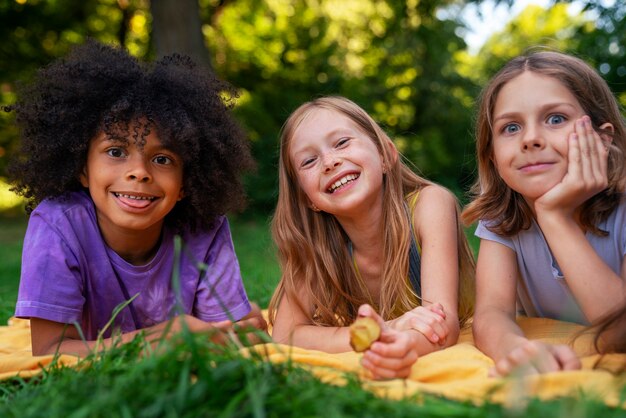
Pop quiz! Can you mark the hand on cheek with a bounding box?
[535,115,609,216]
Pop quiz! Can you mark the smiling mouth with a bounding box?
[113,192,156,201]
[518,162,556,173]
[327,174,359,193]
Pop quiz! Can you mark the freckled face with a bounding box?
[288,108,385,218]
[80,129,184,241]
[491,72,586,203]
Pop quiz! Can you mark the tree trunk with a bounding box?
[150,0,212,69]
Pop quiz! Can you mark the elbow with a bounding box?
[31,341,56,356]
[270,324,293,345]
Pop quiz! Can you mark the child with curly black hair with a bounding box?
[6,39,267,356]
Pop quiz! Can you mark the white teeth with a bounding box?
[115,193,155,201]
[328,174,359,193]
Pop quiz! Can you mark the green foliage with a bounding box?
[573,2,626,108]
[206,0,479,210]
[460,4,584,85]
[0,0,152,178]
[3,1,626,214]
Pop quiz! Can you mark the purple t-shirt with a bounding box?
[15,191,251,340]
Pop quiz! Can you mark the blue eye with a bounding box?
[547,114,566,125]
[503,123,520,134]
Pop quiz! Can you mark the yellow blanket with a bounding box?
[1,316,624,407]
[248,317,626,407]
[0,318,79,380]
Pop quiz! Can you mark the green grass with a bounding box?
[0,214,26,323]
[229,215,280,309]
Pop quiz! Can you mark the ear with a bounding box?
[79,167,89,188]
[599,122,614,144]
[177,188,185,202]
[383,138,398,169]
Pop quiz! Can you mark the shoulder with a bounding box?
[23,192,103,261]
[32,191,94,221]
[411,185,458,236]
[412,184,457,214]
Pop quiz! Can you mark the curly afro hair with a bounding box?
[7,39,254,232]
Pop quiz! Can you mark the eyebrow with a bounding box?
[493,102,579,123]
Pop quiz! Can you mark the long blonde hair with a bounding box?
[269,96,475,327]
[462,51,626,235]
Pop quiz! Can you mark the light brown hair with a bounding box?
[462,51,626,235]
[269,96,475,327]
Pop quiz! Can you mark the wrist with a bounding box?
[535,208,578,231]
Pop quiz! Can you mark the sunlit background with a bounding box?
[0,0,623,215]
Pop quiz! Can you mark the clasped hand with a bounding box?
[356,303,447,380]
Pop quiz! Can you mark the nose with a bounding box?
[521,125,545,151]
[322,152,342,172]
[126,157,152,182]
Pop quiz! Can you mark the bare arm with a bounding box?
[473,239,580,376]
[473,239,527,362]
[31,304,268,356]
[410,185,463,349]
[272,290,352,353]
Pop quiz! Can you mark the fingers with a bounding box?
[358,304,385,328]
[394,306,448,345]
[572,116,608,192]
[426,303,446,319]
[361,329,419,379]
[409,316,448,345]
[550,344,581,371]
[491,341,581,378]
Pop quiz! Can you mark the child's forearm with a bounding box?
[473,308,528,363]
[31,314,260,357]
[32,328,146,357]
[536,211,626,322]
[272,323,353,353]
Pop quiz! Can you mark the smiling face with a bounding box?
[288,108,386,219]
[80,127,184,246]
[491,71,588,205]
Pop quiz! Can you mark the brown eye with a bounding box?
[153,155,173,165]
[106,148,125,158]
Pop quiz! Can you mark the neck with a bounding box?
[99,222,164,266]
[338,206,385,268]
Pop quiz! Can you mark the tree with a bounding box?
[150,0,212,68]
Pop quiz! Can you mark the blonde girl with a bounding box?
[463,51,626,377]
[269,96,475,379]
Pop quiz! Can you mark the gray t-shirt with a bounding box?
[476,195,626,325]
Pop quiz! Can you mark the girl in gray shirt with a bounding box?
[462,51,626,378]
